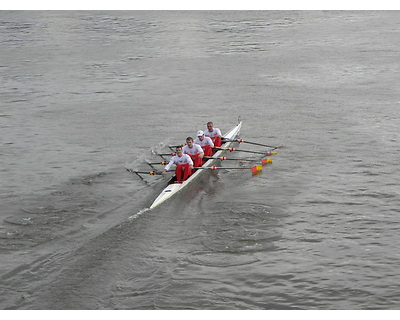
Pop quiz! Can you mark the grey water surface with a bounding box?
[1,11,400,309]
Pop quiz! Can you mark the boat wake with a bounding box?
[128,207,151,220]
[150,139,172,156]
[125,139,172,172]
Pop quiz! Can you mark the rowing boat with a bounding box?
[149,120,243,209]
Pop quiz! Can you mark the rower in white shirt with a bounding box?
[162,146,194,183]
[194,130,214,157]
[182,137,204,167]
[204,121,222,147]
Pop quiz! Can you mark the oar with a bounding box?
[146,160,166,171]
[194,165,263,173]
[213,147,273,155]
[158,152,176,156]
[146,161,167,165]
[223,138,284,149]
[204,156,274,165]
[126,168,162,175]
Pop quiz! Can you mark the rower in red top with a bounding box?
[162,146,194,183]
[204,121,222,147]
[194,130,214,157]
[182,137,204,168]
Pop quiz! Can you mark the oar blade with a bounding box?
[251,165,262,176]
[251,165,263,173]
[261,158,273,165]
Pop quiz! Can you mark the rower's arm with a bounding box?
[164,158,174,171]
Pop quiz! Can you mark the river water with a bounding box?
[1,10,400,310]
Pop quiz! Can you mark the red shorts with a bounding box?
[189,154,202,167]
[175,163,192,182]
[211,136,222,147]
[202,145,213,157]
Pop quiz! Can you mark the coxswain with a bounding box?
[162,146,194,183]
[204,121,222,147]
[194,130,214,157]
[182,137,204,168]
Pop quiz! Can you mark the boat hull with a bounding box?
[149,121,243,209]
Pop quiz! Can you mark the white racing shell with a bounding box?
[150,121,242,209]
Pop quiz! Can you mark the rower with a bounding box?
[204,121,222,147]
[182,137,204,168]
[162,146,194,183]
[194,130,214,157]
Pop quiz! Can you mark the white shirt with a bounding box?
[194,136,214,148]
[182,144,203,156]
[204,127,222,139]
[164,154,193,171]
